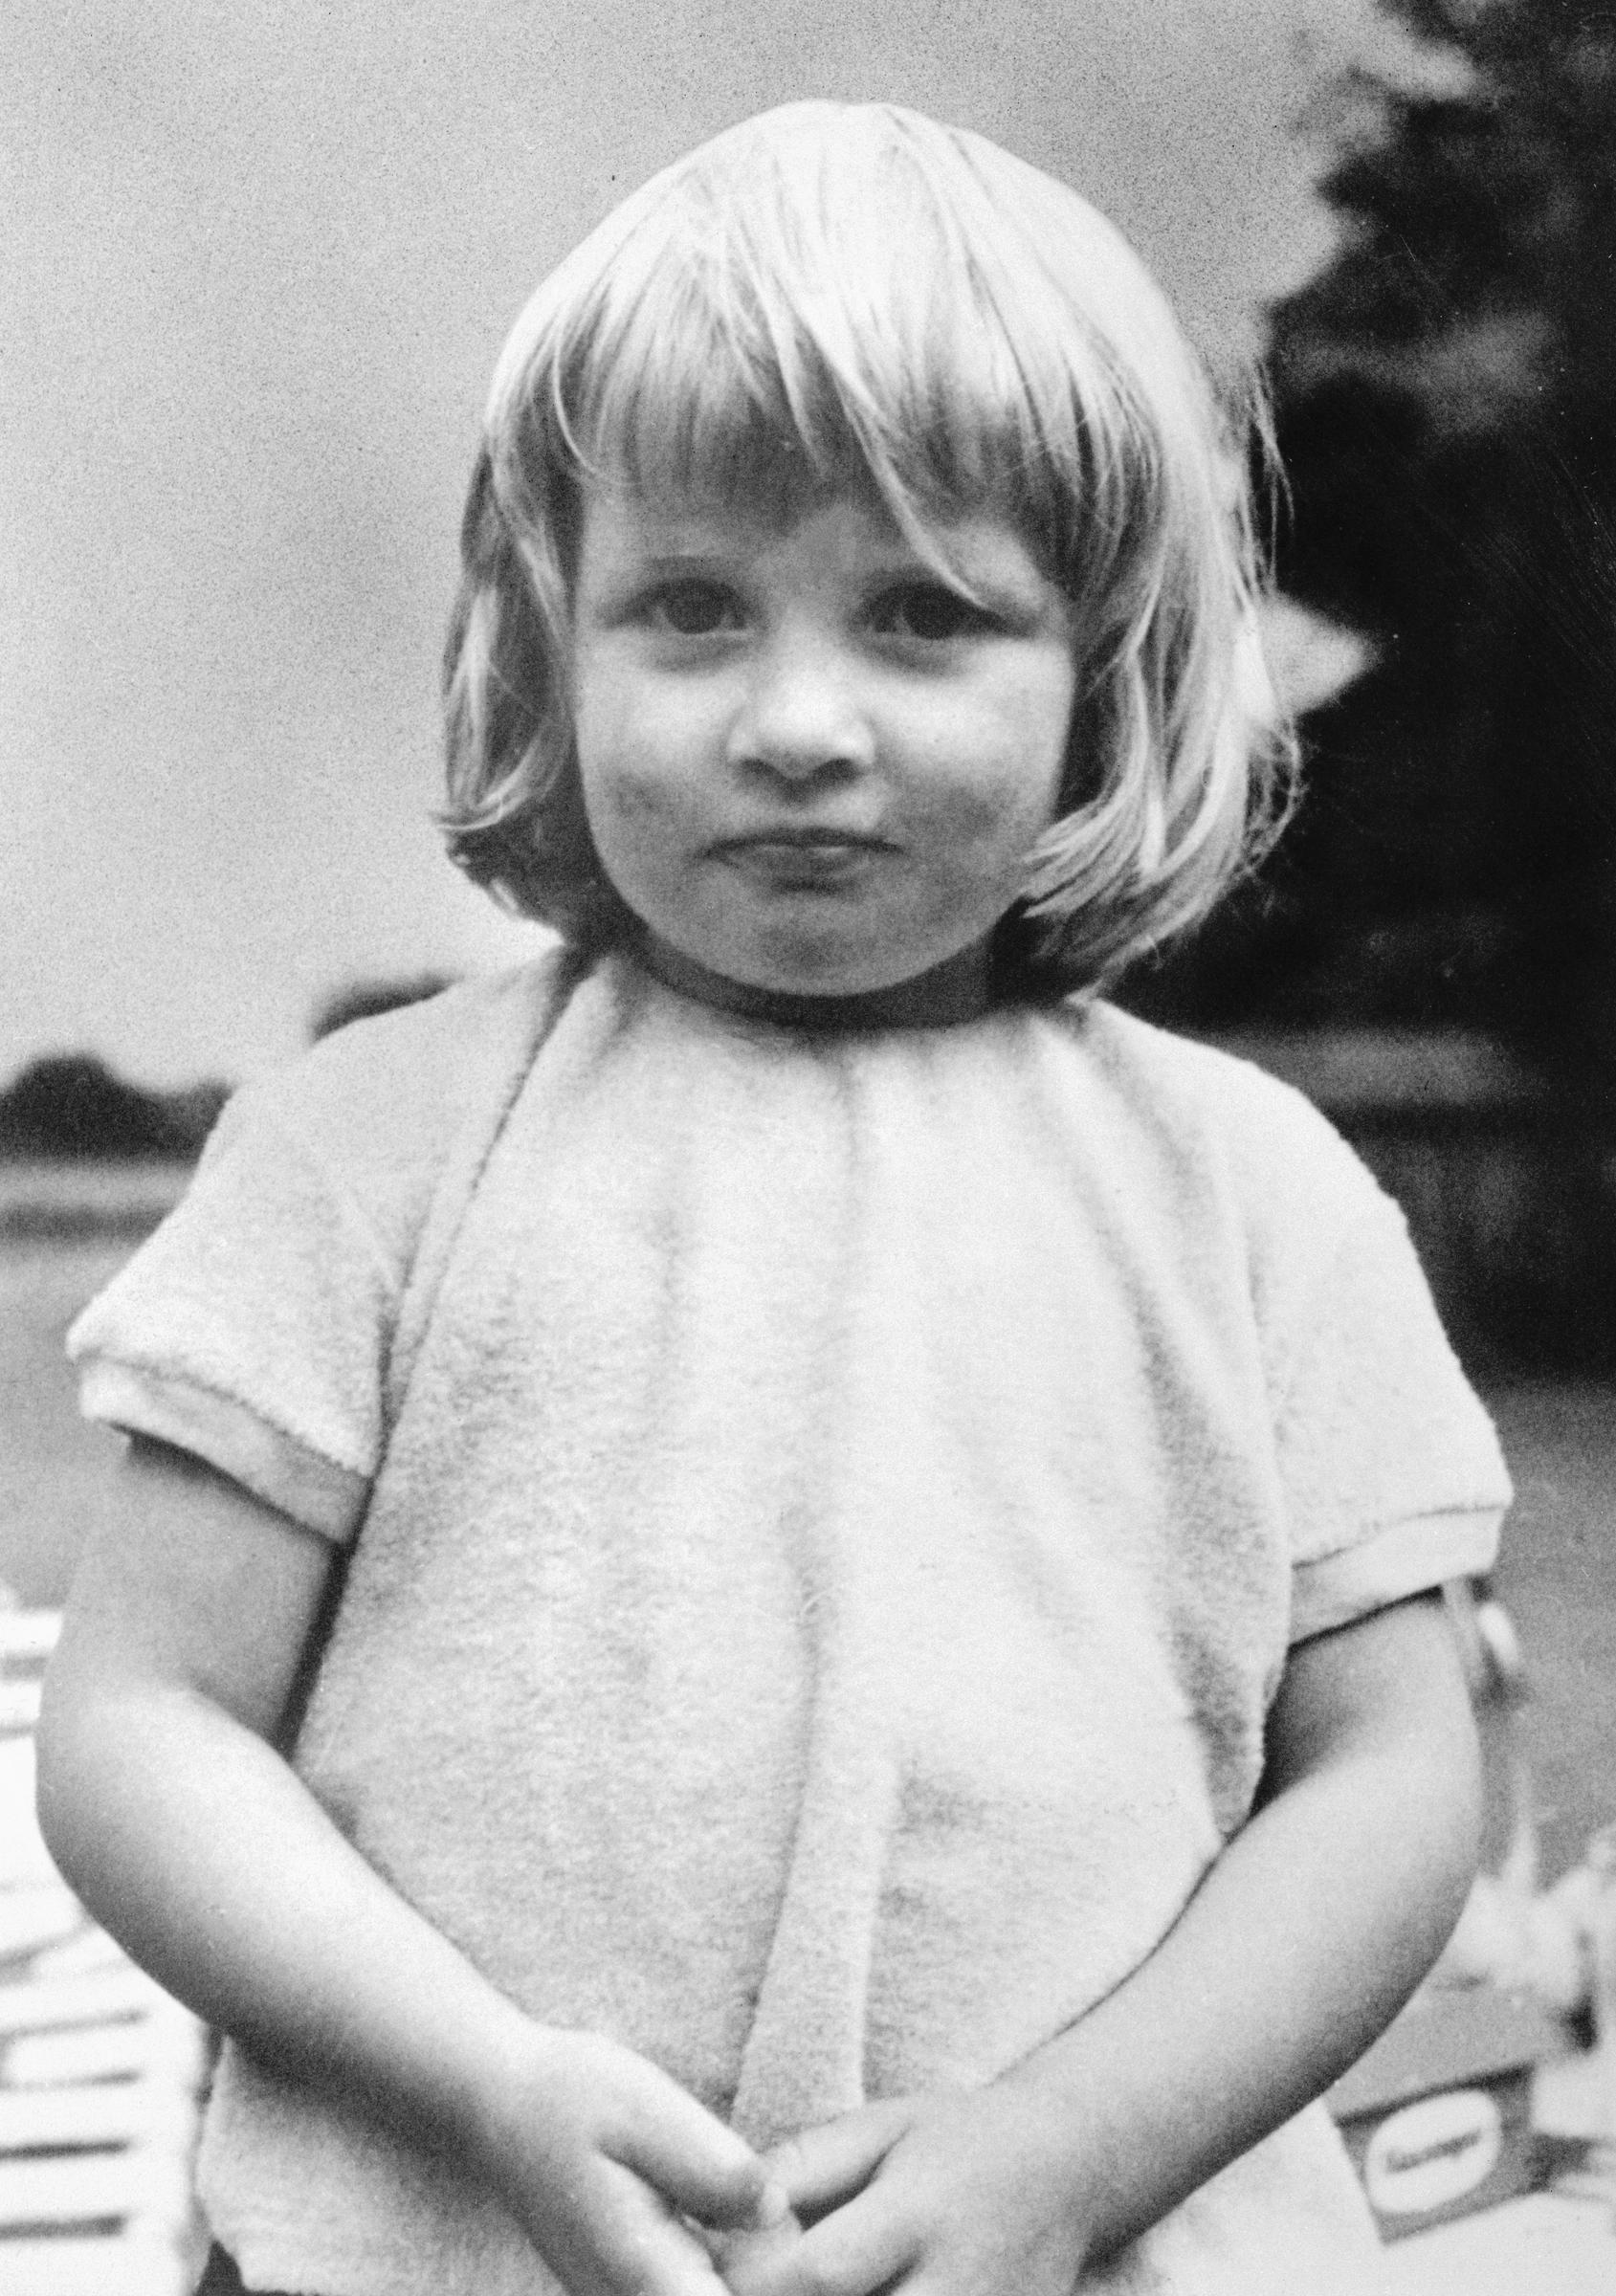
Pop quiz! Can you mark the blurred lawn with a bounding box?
[0,1234,132,1608]
[4,1230,1612,1881]
[1481,1385,1616,1880]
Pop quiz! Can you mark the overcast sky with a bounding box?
[3,0,1420,1086]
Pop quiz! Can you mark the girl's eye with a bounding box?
[647,581,742,637]
[873,583,988,642]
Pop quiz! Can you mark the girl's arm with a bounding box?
[719,1591,1482,2296]
[36,1437,781,2296]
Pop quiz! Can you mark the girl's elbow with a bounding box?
[33,1640,163,1907]
[1424,1704,1487,1939]
[1376,1683,1487,1986]
[33,1659,114,1897]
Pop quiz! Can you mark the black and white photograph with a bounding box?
[3,5,1614,2291]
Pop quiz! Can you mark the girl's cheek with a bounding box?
[583,769,697,894]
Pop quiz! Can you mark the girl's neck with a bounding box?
[634,930,995,1031]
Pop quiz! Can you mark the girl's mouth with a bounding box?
[711,830,893,886]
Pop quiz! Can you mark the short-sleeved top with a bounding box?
[69,950,1510,2296]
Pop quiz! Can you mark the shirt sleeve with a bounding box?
[67,1084,396,1544]
[1271,1177,1511,1644]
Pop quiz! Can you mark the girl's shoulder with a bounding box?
[200,945,582,1255]
[268,948,572,1116]
[1055,1000,1384,1222]
[1060,1007,1492,1469]
[1041,999,1426,1349]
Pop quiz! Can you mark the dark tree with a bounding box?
[309,973,454,1044]
[0,1055,226,1159]
[1133,1,1616,1076]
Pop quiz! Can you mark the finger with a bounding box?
[725,2184,916,2296]
[609,2068,783,2231]
[704,2206,807,2296]
[554,2158,732,2296]
[765,2100,916,2220]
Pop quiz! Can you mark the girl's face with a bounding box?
[569,484,1077,1024]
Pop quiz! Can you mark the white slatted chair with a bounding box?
[0,1603,209,2296]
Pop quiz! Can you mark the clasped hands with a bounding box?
[476,2025,1095,2296]
[708,2086,1095,2296]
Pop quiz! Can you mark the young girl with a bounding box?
[39,102,1511,2296]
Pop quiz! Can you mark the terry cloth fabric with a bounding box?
[70,950,1510,2296]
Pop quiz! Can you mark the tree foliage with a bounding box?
[0,1055,229,1159]
[1140,1,1616,1073]
[308,972,454,1043]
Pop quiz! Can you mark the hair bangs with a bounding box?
[514,108,1152,594]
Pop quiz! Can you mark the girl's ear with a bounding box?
[445,465,548,770]
[1053,675,1108,819]
[548,471,586,600]
[441,446,615,938]
[458,445,501,566]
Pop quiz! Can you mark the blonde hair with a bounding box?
[442,100,1293,994]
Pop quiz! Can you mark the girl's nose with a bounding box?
[724,636,875,783]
